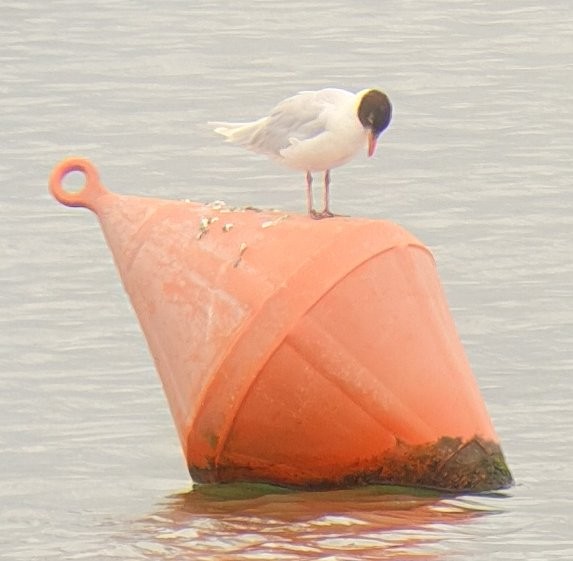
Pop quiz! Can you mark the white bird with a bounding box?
[211,88,392,219]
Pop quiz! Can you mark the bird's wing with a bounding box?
[247,89,353,157]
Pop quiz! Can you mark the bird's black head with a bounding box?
[357,89,392,138]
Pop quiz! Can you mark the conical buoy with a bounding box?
[49,157,512,492]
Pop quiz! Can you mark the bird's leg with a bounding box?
[306,171,313,214]
[306,171,321,219]
[323,170,332,215]
[318,170,335,218]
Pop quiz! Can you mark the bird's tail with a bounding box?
[209,118,267,148]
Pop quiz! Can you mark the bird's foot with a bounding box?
[309,209,345,219]
[310,209,333,220]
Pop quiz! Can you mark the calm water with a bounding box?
[1,0,572,559]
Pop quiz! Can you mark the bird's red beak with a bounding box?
[367,132,378,157]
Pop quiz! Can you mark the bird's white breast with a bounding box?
[278,92,367,172]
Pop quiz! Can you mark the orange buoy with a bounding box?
[49,157,512,492]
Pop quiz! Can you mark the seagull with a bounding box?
[211,88,392,219]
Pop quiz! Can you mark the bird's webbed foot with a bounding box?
[309,209,337,220]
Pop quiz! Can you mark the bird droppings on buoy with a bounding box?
[49,157,513,493]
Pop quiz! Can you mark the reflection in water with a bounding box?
[122,485,508,560]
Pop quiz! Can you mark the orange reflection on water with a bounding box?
[126,485,507,560]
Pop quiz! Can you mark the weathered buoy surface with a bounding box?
[49,157,512,492]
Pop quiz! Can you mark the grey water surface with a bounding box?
[1,1,572,559]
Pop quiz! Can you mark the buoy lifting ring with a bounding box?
[49,157,108,210]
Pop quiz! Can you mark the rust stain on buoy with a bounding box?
[49,157,512,492]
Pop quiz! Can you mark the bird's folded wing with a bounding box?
[210,89,353,158]
[247,91,336,156]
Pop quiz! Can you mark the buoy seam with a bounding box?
[118,201,178,274]
[210,228,432,466]
[285,315,436,443]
